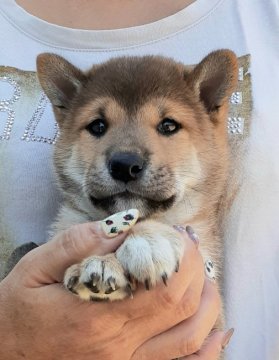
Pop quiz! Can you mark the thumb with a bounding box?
[15,210,139,286]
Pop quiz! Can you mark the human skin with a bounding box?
[0,222,225,359]
[16,0,197,29]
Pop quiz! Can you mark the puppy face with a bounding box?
[37,52,237,219]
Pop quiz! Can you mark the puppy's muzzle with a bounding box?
[108,152,145,183]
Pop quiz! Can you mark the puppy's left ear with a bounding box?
[36,53,86,112]
[186,50,238,115]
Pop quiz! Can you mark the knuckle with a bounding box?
[59,226,81,258]
[179,294,199,318]
[180,335,203,356]
[179,283,202,318]
[158,288,178,309]
[59,224,98,259]
[15,250,36,275]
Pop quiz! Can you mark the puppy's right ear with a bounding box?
[36,53,86,112]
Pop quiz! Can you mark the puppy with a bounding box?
[34,51,238,308]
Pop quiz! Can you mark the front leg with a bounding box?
[63,209,140,301]
[64,220,184,301]
[64,254,133,301]
[116,220,185,289]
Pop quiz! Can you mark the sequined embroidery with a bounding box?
[0,75,21,140]
[0,67,60,145]
[0,55,252,143]
[227,55,252,137]
[20,94,59,145]
[230,91,242,105]
[227,116,244,135]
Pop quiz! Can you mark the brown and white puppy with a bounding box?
[36,51,238,304]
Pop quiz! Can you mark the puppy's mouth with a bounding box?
[90,191,176,217]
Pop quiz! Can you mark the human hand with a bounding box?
[0,221,224,359]
[178,328,234,360]
[133,278,233,359]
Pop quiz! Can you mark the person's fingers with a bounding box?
[80,229,203,330]
[41,227,204,335]
[181,331,223,359]
[181,328,234,359]
[44,231,204,341]
[14,219,130,286]
[132,279,220,360]
[110,233,204,322]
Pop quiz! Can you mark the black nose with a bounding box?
[108,152,145,183]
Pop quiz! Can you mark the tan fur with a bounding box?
[37,51,238,335]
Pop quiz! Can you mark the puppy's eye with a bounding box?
[86,119,107,137]
[157,118,181,136]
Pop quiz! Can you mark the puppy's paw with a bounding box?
[116,220,184,289]
[64,254,132,301]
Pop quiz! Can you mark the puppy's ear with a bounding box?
[36,53,86,111]
[186,50,238,114]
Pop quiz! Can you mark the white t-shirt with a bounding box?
[0,0,278,359]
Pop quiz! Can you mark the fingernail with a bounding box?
[100,209,139,238]
[221,328,234,350]
[186,225,199,248]
[173,225,187,233]
[204,259,216,281]
[173,225,199,248]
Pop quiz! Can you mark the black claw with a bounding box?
[84,281,100,293]
[66,276,79,291]
[125,272,132,283]
[105,276,117,294]
[104,287,114,294]
[126,284,133,298]
[107,276,116,289]
[144,279,150,291]
[83,273,100,293]
[90,272,100,286]
[175,261,180,273]
[162,272,168,286]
